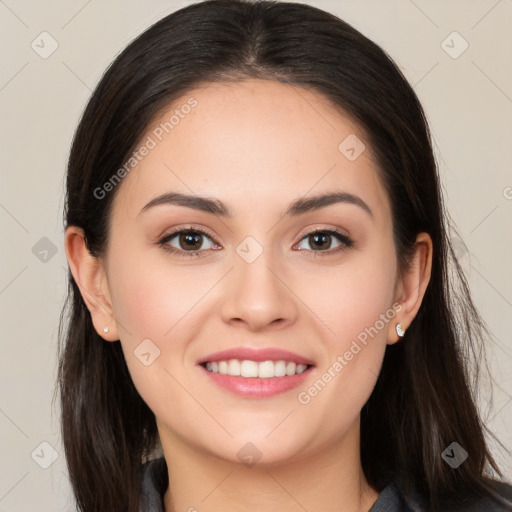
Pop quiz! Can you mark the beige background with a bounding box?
[0,0,511,510]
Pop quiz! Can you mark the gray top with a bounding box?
[139,457,512,511]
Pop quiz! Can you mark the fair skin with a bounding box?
[65,79,432,512]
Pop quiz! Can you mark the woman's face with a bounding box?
[102,79,404,464]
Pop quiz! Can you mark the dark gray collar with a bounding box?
[138,457,512,512]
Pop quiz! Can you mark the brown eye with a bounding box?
[178,232,203,250]
[308,232,333,250]
[295,229,353,254]
[160,229,218,254]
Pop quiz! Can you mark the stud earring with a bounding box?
[103,327,109,333]
[396,323,405,338]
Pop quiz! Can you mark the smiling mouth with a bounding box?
[200,359,312,378]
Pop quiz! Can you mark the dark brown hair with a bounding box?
[57,1,510,510]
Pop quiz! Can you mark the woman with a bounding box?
[58,1,512,510]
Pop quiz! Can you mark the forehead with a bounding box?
[111,79,390,223]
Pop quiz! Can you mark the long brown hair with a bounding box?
[57,1,509,510]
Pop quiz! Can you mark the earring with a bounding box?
[396,323,405,337]
[103,327,109,333]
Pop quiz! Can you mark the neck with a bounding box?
[160,421,379,512]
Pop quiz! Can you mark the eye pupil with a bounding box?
[180,232,202,250]
[310,233,331,250]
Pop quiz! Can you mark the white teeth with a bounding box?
[204,359,310,378]
[296,364,307,374]
[218,361,228,374]
[258,360,274,379]
[274,360,287,377]
[285,362,296,376]
[240,360,258,378]
[227,359,241,376]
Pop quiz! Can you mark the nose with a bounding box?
[220,251,298,332]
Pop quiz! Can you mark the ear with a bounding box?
[387,232,433,344]
[64,226,119,342]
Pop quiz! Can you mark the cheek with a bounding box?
[292,244,397,409]
[105,248,223,410]
[333,266,395,345]
[108,247,217,342]
[295,248,397,349]
[293,265,395,444]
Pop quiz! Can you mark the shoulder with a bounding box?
[479,480,512,511]
[444,480,512,511]
[371,479,512,512]
[139,456,168,512]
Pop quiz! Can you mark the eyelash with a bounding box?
[157,226,354,258]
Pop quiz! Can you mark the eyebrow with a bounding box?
[286,192,373,218]
[140,192,230,217]
[139,191,373,219]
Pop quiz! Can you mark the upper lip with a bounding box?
[197,347,315,366]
